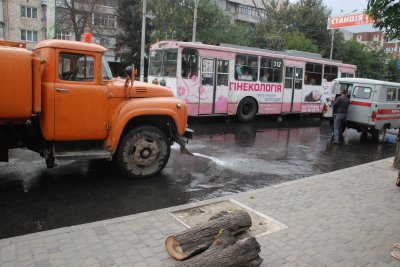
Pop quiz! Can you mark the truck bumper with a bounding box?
[183,127,194,140]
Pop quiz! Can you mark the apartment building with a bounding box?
[55,0,120,72]
[215,0,269,24]
[353,31,400,58]
[0,0,48,50]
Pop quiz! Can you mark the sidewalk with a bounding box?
[1,158,400,267]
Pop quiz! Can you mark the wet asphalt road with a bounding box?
[0,117,396,239]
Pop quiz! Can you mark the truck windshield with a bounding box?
[102,57,113,80]
[149,49,178,77]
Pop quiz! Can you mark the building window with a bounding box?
[57,31,73,40]
[238,5,265,19]
[94,14,117,28]
[21,6,37,19]
[21,30,38,42]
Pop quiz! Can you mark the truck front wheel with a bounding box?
[115,126,171,178]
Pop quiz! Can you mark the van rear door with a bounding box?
[375,87,400,129]
[347,84,373,127]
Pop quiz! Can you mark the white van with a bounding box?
[323,78,400,142]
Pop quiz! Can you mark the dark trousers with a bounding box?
[334,113,346,143]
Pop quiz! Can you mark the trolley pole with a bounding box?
[192,0,199,42]
[329,29,334,60]
[140,0,147,82]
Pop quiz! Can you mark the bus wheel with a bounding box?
[236,97,257,122]
[115,126,171,178]
[372,126,387,143]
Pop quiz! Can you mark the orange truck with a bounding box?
[0,39,192,178]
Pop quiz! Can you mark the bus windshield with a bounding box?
[149,49,178,77]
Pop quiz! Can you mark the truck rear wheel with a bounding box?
[115,126,170,178]
[372,126,387,143]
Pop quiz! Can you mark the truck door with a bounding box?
[198,57,229,114]
[54,51,108,140]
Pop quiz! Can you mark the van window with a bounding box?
[386,88,397,101]
[352,86,371,99]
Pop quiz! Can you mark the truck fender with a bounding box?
[105,102,186,153]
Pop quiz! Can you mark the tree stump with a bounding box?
[176,236,263,267]
[165,210,252,260]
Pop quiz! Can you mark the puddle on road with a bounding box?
[192,152,234,167]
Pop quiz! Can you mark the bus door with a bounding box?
[199,58,229,114]
[282,66,304,113]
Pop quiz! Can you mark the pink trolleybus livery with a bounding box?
[148,41,357,122]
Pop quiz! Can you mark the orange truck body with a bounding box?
[0,39,191,178]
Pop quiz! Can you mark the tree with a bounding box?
[367,0,400,39]
[56,0,98,41]
[280,31,319,53]
[148,0,250,46]
[115,0,146,68]
[253,0,334,55]
[337,40,389,80]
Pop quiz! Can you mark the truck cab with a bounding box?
[0,39,192,178]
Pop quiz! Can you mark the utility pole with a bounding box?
[140,0,147,82]
[329,29,334,60]
[192,0,199,42]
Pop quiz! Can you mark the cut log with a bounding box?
[176,236,263,267]
[165,210,252,260]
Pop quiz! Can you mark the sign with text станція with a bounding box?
[327,13,374,29]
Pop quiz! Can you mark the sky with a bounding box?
[290,0,376,32]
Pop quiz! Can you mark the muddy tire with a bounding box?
[372,126,387,143]
[236,97,257,122]
[115,126,170,178]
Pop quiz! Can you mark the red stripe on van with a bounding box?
[376,115,400,121]
[377,109,400,115]
[350,101,371,107]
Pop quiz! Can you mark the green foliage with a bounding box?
[115,0,147,67]
[280,31,319,53]
[337,40,391,80]
[385,58,400,82]
[367,0,400,39]
[255,0,332,55]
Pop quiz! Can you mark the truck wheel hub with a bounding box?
[132,138,160,167]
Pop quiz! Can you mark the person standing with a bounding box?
[332,90,350,144]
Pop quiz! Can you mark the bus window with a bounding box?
[217,60,229,86]
[386,88,397,101]
[295,68,303,89]
[149,49,177,77]
[341,72,355,78]
[235,54,258,81]
[284,67,293,89]
[323,65,338,82]
[305,63,322,85]
[181,48,198,79]
[260,57,282,83]
[201,58,214,86]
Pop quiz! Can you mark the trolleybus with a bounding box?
[148,41,357,121]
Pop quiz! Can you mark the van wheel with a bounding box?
[115,126,170,178]
[372,126,387,143]
[236,97,257,122]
